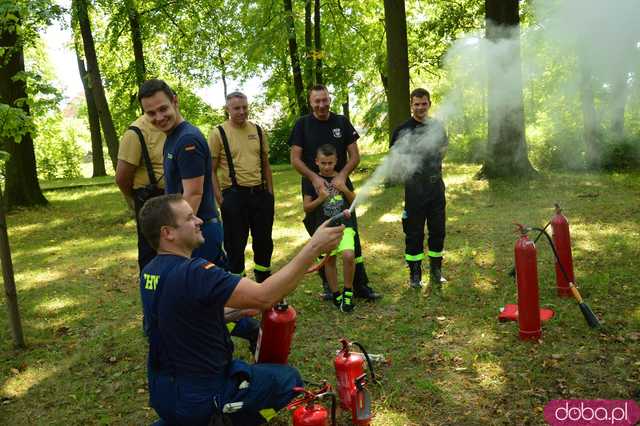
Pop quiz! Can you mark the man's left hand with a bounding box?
[331,174,347,191]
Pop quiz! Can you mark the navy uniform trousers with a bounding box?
[149,360,302,426]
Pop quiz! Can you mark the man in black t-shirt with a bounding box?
[139,194,343,425]
[289,84,382,301]
[391,88,448,292]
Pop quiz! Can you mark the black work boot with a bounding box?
[429,256,446,291]
[254,270,271,283]
[408,260,423,289]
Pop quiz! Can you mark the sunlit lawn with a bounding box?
[1,158,639,425]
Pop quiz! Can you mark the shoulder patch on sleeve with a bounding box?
[184,144,196,151]
[202,262,216,270]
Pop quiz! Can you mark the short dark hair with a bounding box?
[410,88,431,103]
[226,91,247,101]
[316,143,337,158]
[138,194,183,250]
[308,84,329,99]
[138,79,175,103]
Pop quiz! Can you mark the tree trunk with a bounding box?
[0,16,48,208]
[383,0,410,144]
[126,0,146,89]
[218,48,229,119]
[76,46,106,177]
[283,0,308,116]
[342,99,350,122]
[74,0,119,171]
[610,72,628,141]
[478,0,536,179]
[0,186,25,348]
[314,0,323,85]
[304,0,313,88]
[578,55,602,169]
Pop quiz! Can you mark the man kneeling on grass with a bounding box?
[303,144,357,313]
[138,194,343,425]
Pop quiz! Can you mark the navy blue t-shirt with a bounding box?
[288,113,359,173]
[164,121,218,220]
[140,254,241,376]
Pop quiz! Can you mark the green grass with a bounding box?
[1,159,639,425]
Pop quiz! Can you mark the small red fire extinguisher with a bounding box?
[551,204,574,298]
[514,225,542,341]
[288,383,336,426]
[334,339,375,425]
[255,300,296,364]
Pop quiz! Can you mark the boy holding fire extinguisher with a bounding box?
[302,144,357,312]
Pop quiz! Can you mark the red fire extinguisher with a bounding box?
[288,383,336,426]
[255,300,296,364]
[514,225,542,341]
[334,339,375,425]
[551,204,574,298]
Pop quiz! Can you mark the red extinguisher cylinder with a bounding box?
[255,301,296,364]
[292,403,329,426]
[551,211,574,298]
[514,234,542,341]
[334,340,365,411]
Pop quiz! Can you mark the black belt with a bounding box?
[224,184,266,193]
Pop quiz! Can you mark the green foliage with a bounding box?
[268,112,297,164]
[601,136,640,171]
[34,114,84,180]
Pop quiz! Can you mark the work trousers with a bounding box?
[220,187,274,276]
[149,360,301,426]
[403,178,446,259]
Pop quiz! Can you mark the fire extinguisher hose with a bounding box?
[352,341,377,383]
[509,221,551,277]
[530,227,601,328]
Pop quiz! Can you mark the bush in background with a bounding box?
[34,113,84,180]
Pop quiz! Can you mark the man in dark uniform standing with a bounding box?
[289,84,381,301]
[209,92,274,282]
[138,79,227,269]
[391,88,448,291]
[138,194,343,425]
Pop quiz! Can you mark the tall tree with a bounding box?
[73,0,119,170]
[479,0,536,178]
[313,0,323,84]
[0,9,48,208]
[383,0,410,142]
[578,54,602,169]
[283,0,308,115]
[304,0,313,88]
[75,44,106,177]
[126,0,146,89]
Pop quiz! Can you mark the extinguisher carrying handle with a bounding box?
[352,341,377,384]
[509,221,551,278]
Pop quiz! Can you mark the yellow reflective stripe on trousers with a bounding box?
[254,264,271,272]
[428,250,444,258]
[259,408,277,421]
[355,256,364,264]
[405,253,425,261]
[226,322,236,332]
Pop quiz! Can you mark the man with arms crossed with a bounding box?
[139,194,343,425]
